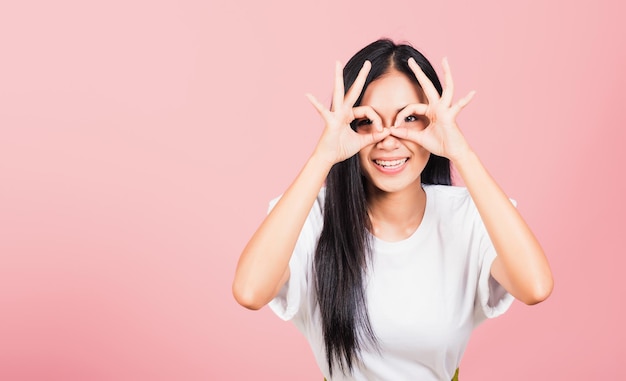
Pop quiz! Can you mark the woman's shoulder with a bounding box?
[423,184,517,209]
[424,184,472,204]
[422,185,480,231]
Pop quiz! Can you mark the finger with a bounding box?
[344,60,371,106]
[358,127,391,148]
[389,125,424,144]
[353,105,383,132]
[393,103,428,127]
[408,57,440,105]
[440,57,454,107]
[451,90,476,114]
[332,61,344,112]
[305,93,327,115]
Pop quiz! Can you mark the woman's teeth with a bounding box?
[374,158,408,168]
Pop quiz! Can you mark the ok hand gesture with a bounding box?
[306,61,391,165]
[390,57,475,163]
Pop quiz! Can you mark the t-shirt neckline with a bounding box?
[368,185,435,252]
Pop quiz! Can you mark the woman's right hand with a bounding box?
[306,60,391,165]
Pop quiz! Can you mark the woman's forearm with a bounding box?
[453,149,554,304]
[232,154,333,310]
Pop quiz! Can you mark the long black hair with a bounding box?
[313,38,451,376]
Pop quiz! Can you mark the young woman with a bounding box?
[232,39,553,380]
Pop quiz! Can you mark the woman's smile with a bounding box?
[372,157,409,173]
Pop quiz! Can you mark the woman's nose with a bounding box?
[376,133,401,150]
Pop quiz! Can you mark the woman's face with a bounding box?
[355,69,430,194]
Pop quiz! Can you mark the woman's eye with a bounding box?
[353,118,374,134]
[404,115,419,123]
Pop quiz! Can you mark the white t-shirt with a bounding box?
[269,185,515,381]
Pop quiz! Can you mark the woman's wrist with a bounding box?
[310,147,340,170]
[449,148,482,184]
[308,150,336,174]
[448,143,476,169]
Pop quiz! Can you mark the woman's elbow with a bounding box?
[233,265,288,310]
[232,281,268,310]
[521,276,554,305]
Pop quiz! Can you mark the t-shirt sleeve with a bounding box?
[474,198,517,325]
[267,194,323,322]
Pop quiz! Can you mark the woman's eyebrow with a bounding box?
[396,105,410,114]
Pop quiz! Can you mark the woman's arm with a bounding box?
[232,61,390,310]
[453,150,553,305]
[232,155,331,310]
[390,57,553,305]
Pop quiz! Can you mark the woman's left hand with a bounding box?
[390,57,475,163]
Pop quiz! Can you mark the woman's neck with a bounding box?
[366,183,427,242]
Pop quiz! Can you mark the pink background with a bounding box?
[1,0,624,379]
